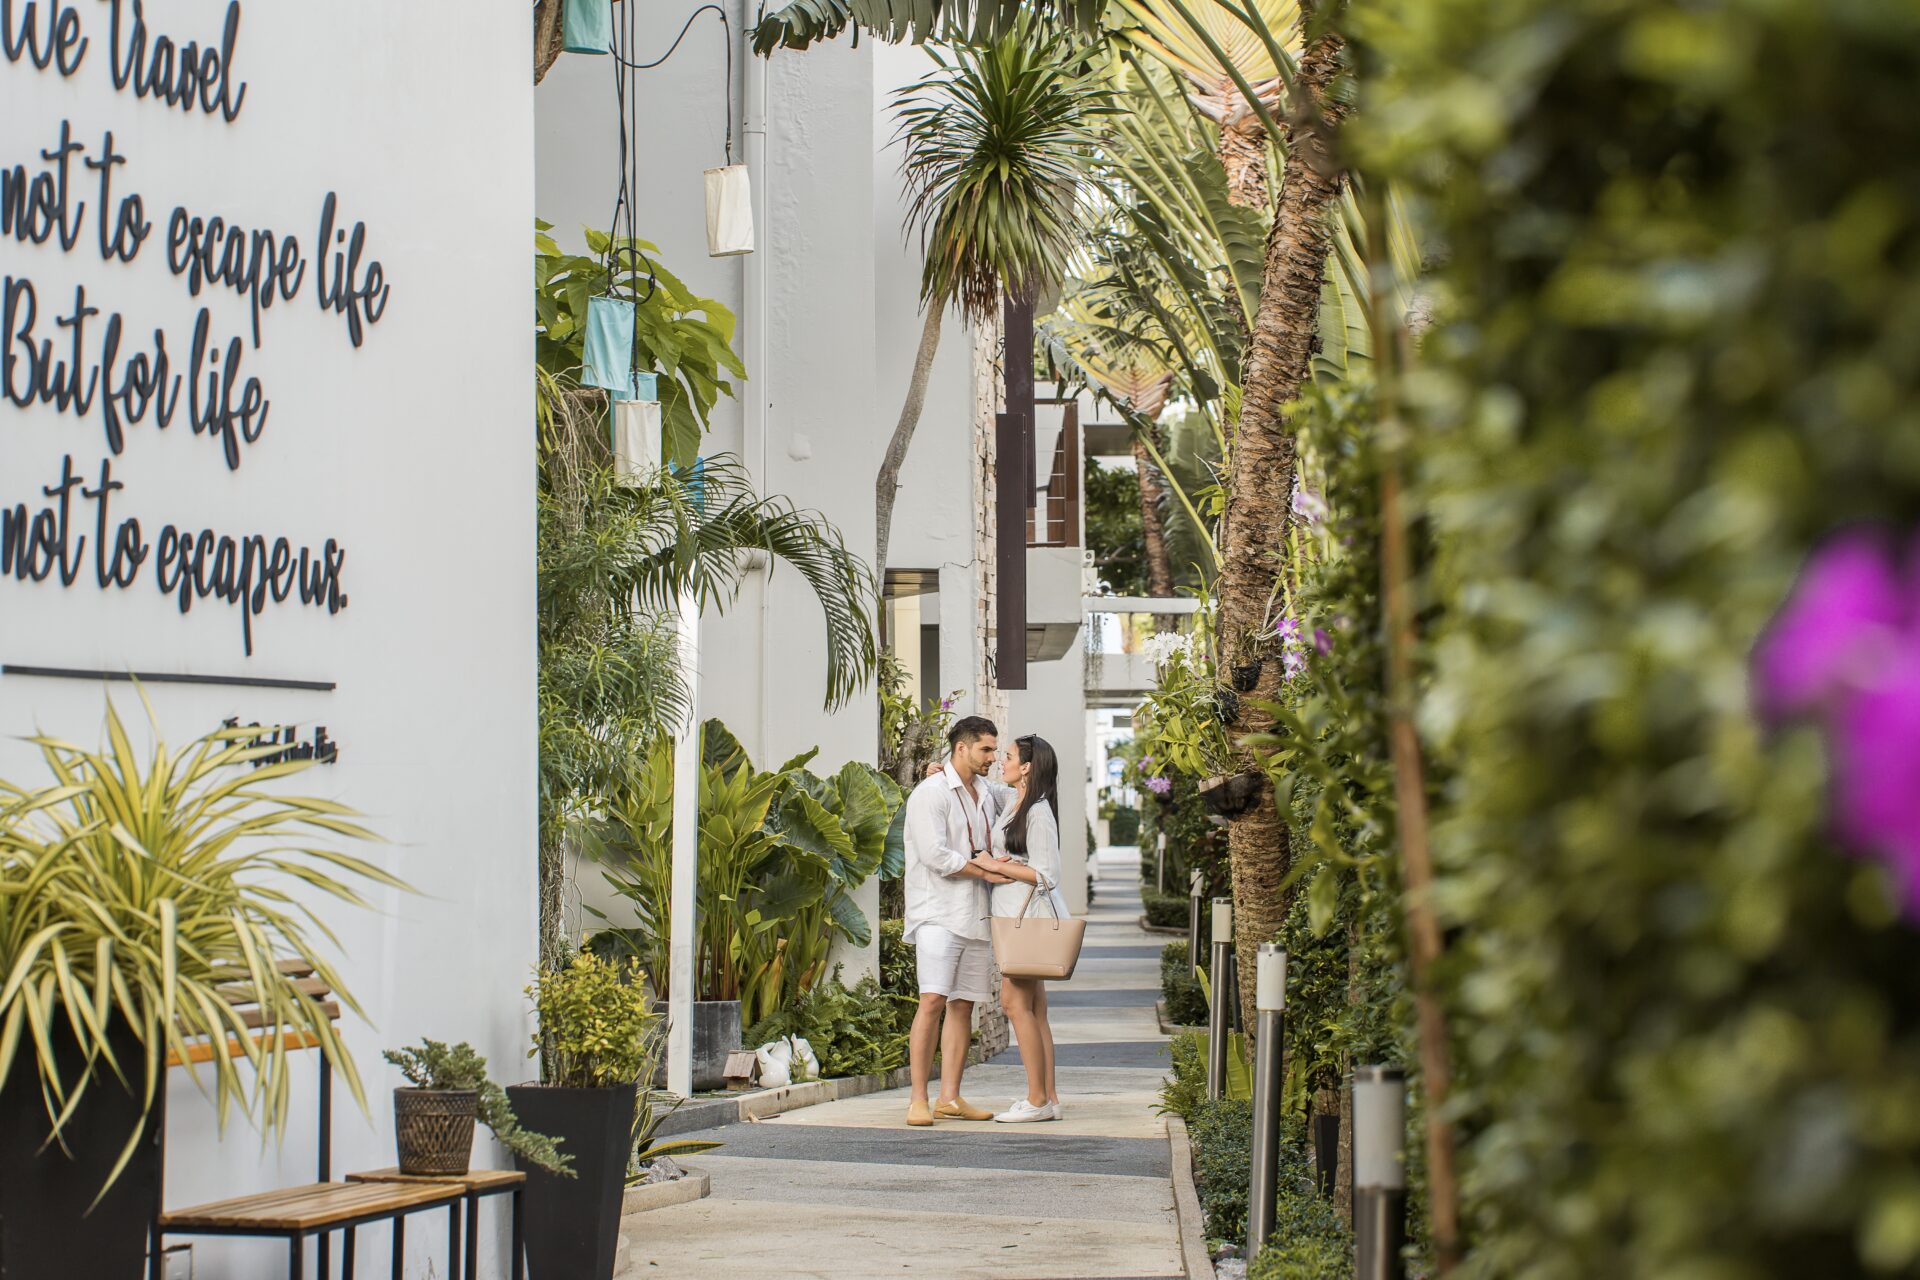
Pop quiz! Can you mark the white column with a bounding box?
[666,588,701,1098]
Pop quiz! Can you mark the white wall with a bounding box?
[1,4,533,1277]
[538,11,885,975]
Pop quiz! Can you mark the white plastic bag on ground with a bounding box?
[753,1036,820,1088]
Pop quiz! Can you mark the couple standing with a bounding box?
[900,714,1068,1126]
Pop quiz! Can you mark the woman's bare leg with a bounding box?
[1034,981,1059,1106]
[1002,977,1049,1106]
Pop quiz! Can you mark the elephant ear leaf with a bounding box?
[774,788,858,880]
[825,888,872,949]
[776,747,822,775]
[830,762,897,881]
[881,803,908,880]
[757,867,827,922]
[702,719,751,778]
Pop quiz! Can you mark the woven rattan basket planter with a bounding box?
[393,1088,478,1176]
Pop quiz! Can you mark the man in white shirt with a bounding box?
[901,714,1014,1126]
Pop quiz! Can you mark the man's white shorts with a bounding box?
[913,924,994,1003]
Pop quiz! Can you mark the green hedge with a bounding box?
[1142,888,1190,929]
[1188,1097,1254,1244]
[1245,1142,1351,1280]
[1108,805,1141,846]
[1160,941,1208,1026]
[1355,0,1920,1274]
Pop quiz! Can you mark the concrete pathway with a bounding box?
[618,847,1180,1279]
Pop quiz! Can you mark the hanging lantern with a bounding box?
[704,165,755,257]
[611,372,661,486]
[562,0,612,54]
[581,295,635,394]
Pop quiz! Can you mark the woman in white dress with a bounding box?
[970,734,1069,1123]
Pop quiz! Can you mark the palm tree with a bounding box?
[536,374,878,971]
[1116,0,1300,209]
[874,19,1107,594]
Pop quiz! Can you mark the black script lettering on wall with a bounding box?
[1,2,395,660]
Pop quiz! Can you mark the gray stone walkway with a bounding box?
[617,847,1181,1279]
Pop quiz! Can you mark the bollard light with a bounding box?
[1353,1065,1408,1280]
[1188,870,1205,979]
[1205,898,1233,1101]
[1247,945,1287,1260]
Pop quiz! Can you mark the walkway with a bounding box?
[618,847,1180,1279]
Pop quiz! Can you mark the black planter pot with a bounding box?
[650,999,742,1092]
[505,1082,636,1280]
[1197,771,1265,822]
[1231,661,1262,692]
[0,1020,163,1280]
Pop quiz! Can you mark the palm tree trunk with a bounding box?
[1220,7,1350,1031]
[1131,436,1178,627]
[538,833,569,973]
[533,0,566,83]
[1219,105,1272,211]
[875,305,946,589]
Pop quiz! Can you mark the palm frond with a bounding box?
[892,17,1111,320]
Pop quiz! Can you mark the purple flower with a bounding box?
[1291,485,1328,528]
[940,696,956,711]
[1282,649,1308,679]
[1146,776,1173,796]
[1276,617,1302,645]
[1753,529,1907,724]
[1754,527,1920,920]
[1314,628,1333,656]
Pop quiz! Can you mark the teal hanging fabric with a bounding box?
[580,295,634,393]
[610,371,658,403]
[563,0,611,55]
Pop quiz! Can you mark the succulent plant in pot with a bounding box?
[383,1039,570,1177]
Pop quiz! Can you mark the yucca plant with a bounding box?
[873,15,1110,588]
[0,694,399,1195]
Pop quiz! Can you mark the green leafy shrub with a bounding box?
[1353,0,1920,1273]
[1159,1030,1207,1122]
[744,968,912,1079]
[879,919,915,1001]
[385,1039,572,1176]
[1108,805,1141,846]
[527,950,656,1089]
[1141,889,1189,929]
[1188,1097,1253,1244]
[1160,941,1208,1026]
[1246,1148,1351,1280]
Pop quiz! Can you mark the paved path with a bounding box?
[618,847,1180,1279]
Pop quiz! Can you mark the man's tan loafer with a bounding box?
[934,1097,994,1122]
[906,1099,937,1127]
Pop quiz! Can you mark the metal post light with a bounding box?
[1188,869,1205,979]
[1353,1065,1408,1280]
[1247,945,1287,1260]
[1206,897,1233,1101]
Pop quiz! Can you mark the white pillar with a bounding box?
[666,588,700,1098]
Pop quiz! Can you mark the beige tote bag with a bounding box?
[990,886,1087,980]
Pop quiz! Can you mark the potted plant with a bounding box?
[384,1039,570,1177]
[1197,771,1266,822]
[509,950,655,1280]
[0,700,397,1279]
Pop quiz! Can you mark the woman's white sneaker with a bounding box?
[994,1099,1056,1123]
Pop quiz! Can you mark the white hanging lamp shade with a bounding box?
[611,372,661,486]
[704,165,755,257]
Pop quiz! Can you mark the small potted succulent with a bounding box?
[383,1039,570,1177]
[510,950,656,1280]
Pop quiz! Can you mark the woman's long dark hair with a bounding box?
[1004,735,1059,857]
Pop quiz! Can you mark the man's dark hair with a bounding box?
[947,715,998,749]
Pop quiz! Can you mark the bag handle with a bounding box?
[1007,883,1062,931]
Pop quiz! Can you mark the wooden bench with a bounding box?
[153,962,463,1280]
[346,1167,526,1280]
